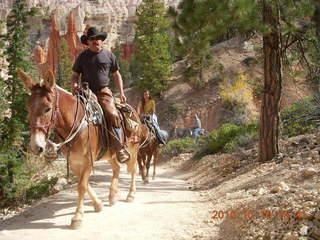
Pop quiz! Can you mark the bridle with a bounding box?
[29,88,60,138]
[29,87,86,153]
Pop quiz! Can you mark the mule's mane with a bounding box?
[31,83,72,96]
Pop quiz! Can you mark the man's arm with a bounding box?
[112,70,127,103]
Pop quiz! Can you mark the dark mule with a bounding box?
[18,69,141,229]
[138,122,168,184]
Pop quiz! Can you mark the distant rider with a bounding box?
[137,91,166,146]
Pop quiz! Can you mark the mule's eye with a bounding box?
[44,107,51,113]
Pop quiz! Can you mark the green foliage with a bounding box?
[0,0,38,147]
[162,137,197,156]
[195,123,258,158]
[0,0,41,208]
[169,0,260,86]
[25,177,58,204]
[0,76,8,138]
[111,43,132,89]
[0,148,58,207]
[134,0,172,97]
[168,103,184,113]
[57,38,73,91]
[281,96,320,137]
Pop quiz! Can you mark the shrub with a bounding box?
[195,123,258,158]
[281,95,320,137]
[219,73,257,125]
[162,137,197,156]
[0,148,58,208]
[219,73,253,106]
[25,177,58,204]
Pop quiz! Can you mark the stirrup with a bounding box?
[117,148,130,163]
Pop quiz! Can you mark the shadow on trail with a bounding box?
[0,161,197,232]
[0,198,75,230]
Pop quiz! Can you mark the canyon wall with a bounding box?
[1,0,180,76]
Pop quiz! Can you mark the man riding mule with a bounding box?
[72,26,130,163]
[18,68,142,229]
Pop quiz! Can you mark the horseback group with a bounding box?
[72,26,166,164]
[18,26,167,228]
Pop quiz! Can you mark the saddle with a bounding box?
[78,85,139,134]
[141,115,157,137]
[115,99,140,134]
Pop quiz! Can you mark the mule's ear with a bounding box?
[17,68,36,90]
[44,70,56,92]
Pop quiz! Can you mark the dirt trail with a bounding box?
[0,161,214,240]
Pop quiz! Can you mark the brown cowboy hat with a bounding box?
[80,27,108,45]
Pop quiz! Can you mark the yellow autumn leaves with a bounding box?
[219,73,253,106]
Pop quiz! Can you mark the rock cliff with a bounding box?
[1,0,180,49]
[1,0,180,76]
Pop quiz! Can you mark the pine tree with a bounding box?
[169,0,259,86]
[113,43,132,87]
[0,0,38,146]
[0,0,38,204]
[171,0,316,162]
[134,0,172,96]
[57,38,73,91]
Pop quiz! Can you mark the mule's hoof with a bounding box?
[70,219,82,229]
[126,196,134,202]
[109,196,118,206]
[143,179,149,184]
[93,202,103,212]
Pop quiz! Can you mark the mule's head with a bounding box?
[18,69,56,155]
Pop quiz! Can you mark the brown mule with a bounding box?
[18,69,142,229]
[137,123,161,184]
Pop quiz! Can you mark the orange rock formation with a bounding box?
[34,12,135,78]
[34,12,86,78]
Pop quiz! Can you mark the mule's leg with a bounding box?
[145,154,152,183]
[126,149,137,202]
[87,184,103,212]
[152,149,159,180]
[138,153,147,183]
[109,158,120,206]
[70,162,92,229]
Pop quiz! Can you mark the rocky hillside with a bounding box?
[150,34,312,136]
[164,130,320,240]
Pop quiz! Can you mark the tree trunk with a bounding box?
[312,2,320,92]
[259,0,282,162]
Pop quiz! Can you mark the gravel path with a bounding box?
[0,161,213,240]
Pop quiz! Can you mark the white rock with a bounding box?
[299,225,309,236]
[258,188,268,195]
[280,181,290,191]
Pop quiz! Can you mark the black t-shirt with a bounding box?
[72,48,119,92]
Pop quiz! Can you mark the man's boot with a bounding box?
[113,127,130,163]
